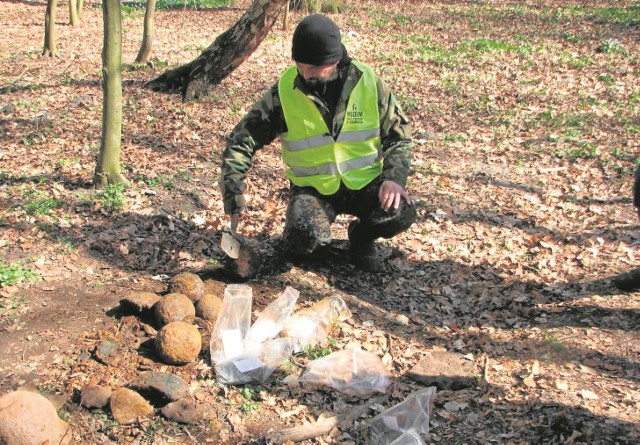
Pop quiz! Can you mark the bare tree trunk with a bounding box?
[95,0,128,188]
[282,1,289,30]
[43,0,58,57]
[146,0,288,102]
[77,0,84,19]
[69,0,79,26]
[135,0,157,64]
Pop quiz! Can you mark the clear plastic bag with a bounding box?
[369,387,437,445]
[209,284,253,364]
[215,337,294,385]
[299,348,390,398]
[244,286,299,354]
[283,294,351,352]
[388,431,425,445]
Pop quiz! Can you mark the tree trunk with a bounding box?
[135,0,157,64]
[77,0,84,19]
[146,0,288,102]
[94,0,128,188]
[282,1,289,30]
[43,0,58,57]
[69,0,78,26]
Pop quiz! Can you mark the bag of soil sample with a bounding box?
[209,284,253,364]
[299,348,390,398]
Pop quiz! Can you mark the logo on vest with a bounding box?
[346,104,364,125]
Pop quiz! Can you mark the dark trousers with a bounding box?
[283,178,416,255]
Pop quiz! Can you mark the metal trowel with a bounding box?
[220,220,261,280]
[221,231,241,259]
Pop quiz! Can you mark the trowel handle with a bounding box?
[230,212,240,235]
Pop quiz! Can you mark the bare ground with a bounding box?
[1,0,639,444]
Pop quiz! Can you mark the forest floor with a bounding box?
[1,0,639,444]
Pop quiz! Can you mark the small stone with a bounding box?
[154,293,196,327]
[81,385,112,409]
[94,337,119,364]
[155,321,202,365]
[161,398,203,424]
[110,388,154,425]
[195,294,223,321]
[169,273,205,302]
[0,390,71,445]
[129,372,189,406]
[407,351,478,390]
[120,291,160,313]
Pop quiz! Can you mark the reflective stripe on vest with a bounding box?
[278,61,382,195]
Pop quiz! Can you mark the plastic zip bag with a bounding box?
[215,337,294,384]
[369,387,437,445]
[209,284,253,364]
[299,348,390,398]
[215,287,299,384]
[283,294,351,352]
[388,431,424,445]
[244,286,299,354]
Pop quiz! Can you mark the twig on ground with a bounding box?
[481,354,491,386]
[267,394,388,443]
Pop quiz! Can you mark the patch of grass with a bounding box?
[461,38,529,55]
[598,73,615,86]
[611,146,639,167]
[22,130,48,146]
[98,183,126,213]
[238,384,260,411]
[121,0,233,17]
[443,133,466,143]
[136,174,175,189]
[556,51,594,69]
[396,93,418,112]
[300,344,332,360]
[240,401,258,412]
[55,157,79,171]
[24,197,61,215]
[596,39,626,54]
[441,75,460,94]
[541,332,562,346]
[0,262,37,287]
[406,36,532,66]
[560,32,582,44]
[556,143,599,161]
[587,5,640,26]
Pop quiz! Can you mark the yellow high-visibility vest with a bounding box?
[278,61,382,195]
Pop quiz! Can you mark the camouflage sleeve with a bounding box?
[633,164,640,209]
[219,84,285,214]
[376,75,413,189]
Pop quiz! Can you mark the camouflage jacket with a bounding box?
[220,58,413,214]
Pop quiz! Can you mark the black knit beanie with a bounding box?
[292,14,343,66]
